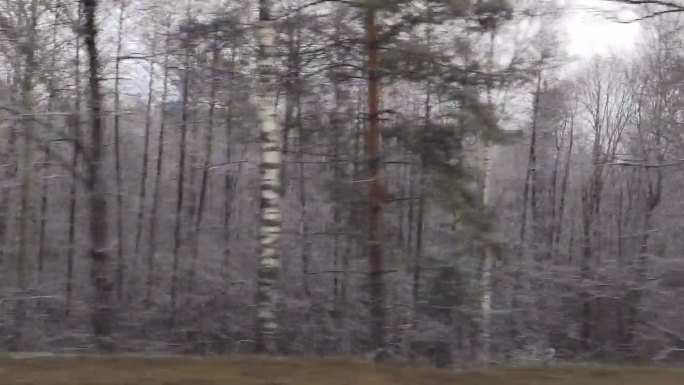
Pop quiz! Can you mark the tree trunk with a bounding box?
[37,12,60,283]
[294,58,310,299]
[581,84,605,353]
[412,8,431,336]
[480,141,497,363]
[146,28,171,306]
[190,31,219,293]
[297,111,310,298]
[113,0,126,302]
[0,73,14,286]
[478,27,499,364]
[625,111,664,350]
[255,0,282,354]
[511,69,543,354]
[554,114,574,259]
[84,0,114,346]
[366,7,385,356]
[134,38,157,257]
[411,47,431,354]
[519,70,542,251]
[406,160,414,253]
[14,0,38,351]
[222,46,237,285]
[66,2,83,317]
[329,42,343,305]
[170,23,192,326]
[37,144,50,278]
[547,118,567,262]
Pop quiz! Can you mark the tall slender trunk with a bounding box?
[331,123,341,302]
[37,144,50,278]
[170,24,192,325]
[84,0,114,345]
[134,39,157,257]
[510,69,543,355]
[255,0,282,354]
[0,74,14,284]
[344,93,364,311]
[0,49,25,279]
[625,114,664,349]
[329,33,343,304]
[625,178,660,346]
[412,36,431,341]
[412,185,425,308]
[282,23,308,295]
[581,86,604,353]
[366,8,385,356]
[341,91,365,337]
[147,29,171,306]
[38,12,60,283]
[281,25,296,195]
[290,30,309,298]
[184,115,199,296]
[616,187,624,268]
[519,70,542,250]
[554,115,574,258]
[297,106,310,298]
[14,0,38,351]
[190,31,219,292]
[412,5,432,360]
[66,2,83,317]
[397,165,405,246]
[113,0,126,302]
[406,160,414,252]
[480,142,496,363]
[479,29,498,363]
[547,118,567,262]
[223,47,236,284]
[412,6,431,328]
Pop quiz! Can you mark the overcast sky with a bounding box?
[563,0,642,59]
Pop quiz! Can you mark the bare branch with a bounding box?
[605,0,684,9]
[600,159,684,168]
[603,0,684,22]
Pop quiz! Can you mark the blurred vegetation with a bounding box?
[1,356,684,384]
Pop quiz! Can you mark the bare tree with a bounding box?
[578,57,633,351]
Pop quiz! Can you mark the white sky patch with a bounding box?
[563,0,642,60]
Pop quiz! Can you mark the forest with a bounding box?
[0,0,684,369]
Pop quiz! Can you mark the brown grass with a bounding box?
[0,355,683,385]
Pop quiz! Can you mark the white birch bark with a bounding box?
[480,141,498,364]
[255,0,282,354]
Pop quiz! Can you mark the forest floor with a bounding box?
[0,355,683,384]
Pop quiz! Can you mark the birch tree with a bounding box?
[255,0,282,354]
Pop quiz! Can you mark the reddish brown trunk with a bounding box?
[366,8,385,355]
